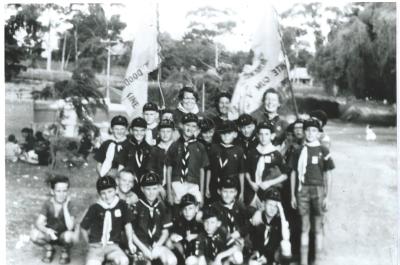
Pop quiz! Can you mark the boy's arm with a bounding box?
[200,168,205,203]
[96,162,103,176]
[154,228,169,247]
[131,231,153,259]
[239,173,245,201]
[62,197,75,231]
[245,172,258,192]
[80,228,89,244]
[167,166,173,204]
[124,223,136,253]
[205,169,211,198]
[323,170,332,210]
[214,245,241,264]
[290,170,297,209]
[260,173,287,190]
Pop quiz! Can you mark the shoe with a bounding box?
[59,248,70,264]
[42,246,55,263]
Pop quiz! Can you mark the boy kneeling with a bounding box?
[80,176,135,265]
[30,175,79,264]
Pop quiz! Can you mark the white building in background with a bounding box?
[290,67,313,88]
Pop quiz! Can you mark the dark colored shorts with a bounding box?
[297,186,325,216]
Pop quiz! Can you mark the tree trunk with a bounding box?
[65,49,71,69]
[74,27,78,67]
[61,32,67,71]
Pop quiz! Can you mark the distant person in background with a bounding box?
[6,134,21,162]
[34,131,52,166]
[77,128,94,164]
[212,92,232,143]
[20,127,35,152]
[173,87,201,128]
[251,88,289,147]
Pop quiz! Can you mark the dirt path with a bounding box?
[5,121,397,265]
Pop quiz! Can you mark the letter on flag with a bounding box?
[230,4,291,118]
[121,3,160,118]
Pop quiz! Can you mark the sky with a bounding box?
[4,0,352,55]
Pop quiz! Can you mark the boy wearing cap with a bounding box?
[234,114,259,158]
[119,117,152,183]
[147,119,176,199]
[249,188,291,265]
[207,120,245,202]
[116,169,139,207]
[30,175,78,264]
[291,119,334,265]
[309,110,330,149]
[143,102,160,146]
[198,206,243,265]
[80,176,135,265]
[167,194,205,265]
[245,122,288,207]
[131,172,177,265]
[166,113,209,206]
[95,115,130,177]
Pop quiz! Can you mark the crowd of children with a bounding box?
[29,87,335,265]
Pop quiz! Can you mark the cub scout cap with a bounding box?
[130,117,147,129]
[180,193,198,208]
[309,110,328,127]
[111,115,128,128]
[140,172,160,187]
[256,121,275,133]
[96,176,117,193]
[218,175,240,190]
[258,188,281,202]
[304,118,322,132]
[237,114,256,127]
[198,118,215,132]
[143,102,159,112]
[202,206,220,221]
[287,119,304,133]
[219,120,237,134]
[158,119,175,129]
[181,113,199,125]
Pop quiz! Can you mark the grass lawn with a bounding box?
[5,120,397,265]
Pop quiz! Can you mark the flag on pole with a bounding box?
[230,4,292,118]
[121,2,160,118]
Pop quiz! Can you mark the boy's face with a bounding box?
[143,110,159,125]
[264,92,280,113]
[258,128,274,146]
[218,97,230,115]
[117,172,134,194]
[182,204,198,221]
[293,124,304,139]
[264,200,279,218]
[161,112,173,121]
[182,92,197,111]
[201,129,215,143]
[141,185,159,203]
[130,127,146,142]
[111,125,127,140]
[220,131,237,145]
[51,182,69,204]
[182,122,197,139]
[159,128,174,143]
[22,132,28,138]
[204,217,221,236]
[305,127,319,142]
[219,187,238,204]
[240,124,255,138]
[99,187,117,205]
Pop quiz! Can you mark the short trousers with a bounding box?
[297,185,325,216]
[171,181,202,204]
[86,243,127,265]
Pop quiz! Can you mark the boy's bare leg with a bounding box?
[300,214,311,265]
[314,216,324,265]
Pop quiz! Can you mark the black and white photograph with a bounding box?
[3,1,397,265]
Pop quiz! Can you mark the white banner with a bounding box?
[121,2,160,118]
[230,4,290,118]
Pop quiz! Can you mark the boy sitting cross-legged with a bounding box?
[30,175,79,264]
[131,172,177,265]
[80,176,135,265]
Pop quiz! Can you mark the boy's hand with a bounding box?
[213,256,222,265]
[250,210,263,226]
[260,181,271,190]
[46,228,58,240]
[322,197,329,212]
[205,189,211,199]
[291,197,297,209]
[250,181,259,192]
[63,196,71,208]
[186,231,198,242]
[128,241,137,254]
[142,247,153,260]
[230,231,241,240]
[170,233,183,243]
[238,193,244,202]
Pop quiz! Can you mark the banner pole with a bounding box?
[156,2,165,109]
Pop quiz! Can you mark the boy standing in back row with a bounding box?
[291,119,335,265]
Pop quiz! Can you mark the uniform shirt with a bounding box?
[81,199,132,244]
[211,200,250,237]
[147,145,168,185]
[39,198,78,234]
[166,138,209,185]
[211,115,228,143]
[285,140,304,174]
[78,135,93,158]
[119,136,152,179]
[131,198,172,247]
[198,228,229,261]
[251,108,289,146]
[303,145,335,186]
[244,148,287,205]
[208,144,245,196]
[249,213,282,262]
[94,138,130,169]
[234,134,259,158]
[170,215,204,257]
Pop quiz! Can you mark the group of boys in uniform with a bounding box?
[30,87,335,265]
